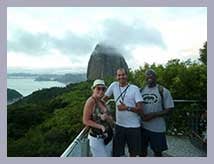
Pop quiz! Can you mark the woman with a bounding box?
[83,79,114,157]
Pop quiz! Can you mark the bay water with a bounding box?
[7,77,66,97]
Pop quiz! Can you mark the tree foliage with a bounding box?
[199,41,207,65]
[8,81,92,156]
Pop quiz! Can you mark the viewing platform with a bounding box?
[61,100,207,157]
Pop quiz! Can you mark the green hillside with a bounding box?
[7,88,23,104]
[8,81,94,156]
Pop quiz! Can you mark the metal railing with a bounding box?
[61,127,90,157]
[61,99,206,157]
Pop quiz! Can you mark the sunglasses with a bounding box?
[96,86,106,91]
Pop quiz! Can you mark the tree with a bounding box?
[199,41,207,65]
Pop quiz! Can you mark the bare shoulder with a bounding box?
[85,97,96,106]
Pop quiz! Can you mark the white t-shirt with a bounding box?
[141,85,174,132]
[105,81,143,128]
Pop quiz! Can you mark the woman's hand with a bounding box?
[99,125,106,133]
[100,113,108,121]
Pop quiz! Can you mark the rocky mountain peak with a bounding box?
[87,43,128,80]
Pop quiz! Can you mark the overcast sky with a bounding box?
[7,7,207,74]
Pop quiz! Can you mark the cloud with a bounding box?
[100,19,166,50]
[8,30,52,55]
[8,17,166,60]
[51,32,94,55]
[7,29,95,56]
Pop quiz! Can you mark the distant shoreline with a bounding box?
[8,73,87,84]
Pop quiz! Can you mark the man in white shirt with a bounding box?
[103,68,143,157]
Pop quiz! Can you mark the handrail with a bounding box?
[107,99,206,104]
[173,100,206,103]
[60,127,89,157]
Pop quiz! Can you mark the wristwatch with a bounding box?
[127,107,132,111]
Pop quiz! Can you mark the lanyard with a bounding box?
[118,84,129,102]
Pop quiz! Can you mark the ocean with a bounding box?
[7,77,66,97]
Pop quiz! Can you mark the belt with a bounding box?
[89,132,105,139]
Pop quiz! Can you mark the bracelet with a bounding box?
[127,107,132,111]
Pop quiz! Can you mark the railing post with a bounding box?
[81,137,89,157]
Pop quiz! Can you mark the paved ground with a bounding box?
[148,135,206,157]
[124,135,206,157]
[66,135,207,157]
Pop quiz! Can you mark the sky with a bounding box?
[7,7,207,74]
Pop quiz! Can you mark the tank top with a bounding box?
[90,97,111,136]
